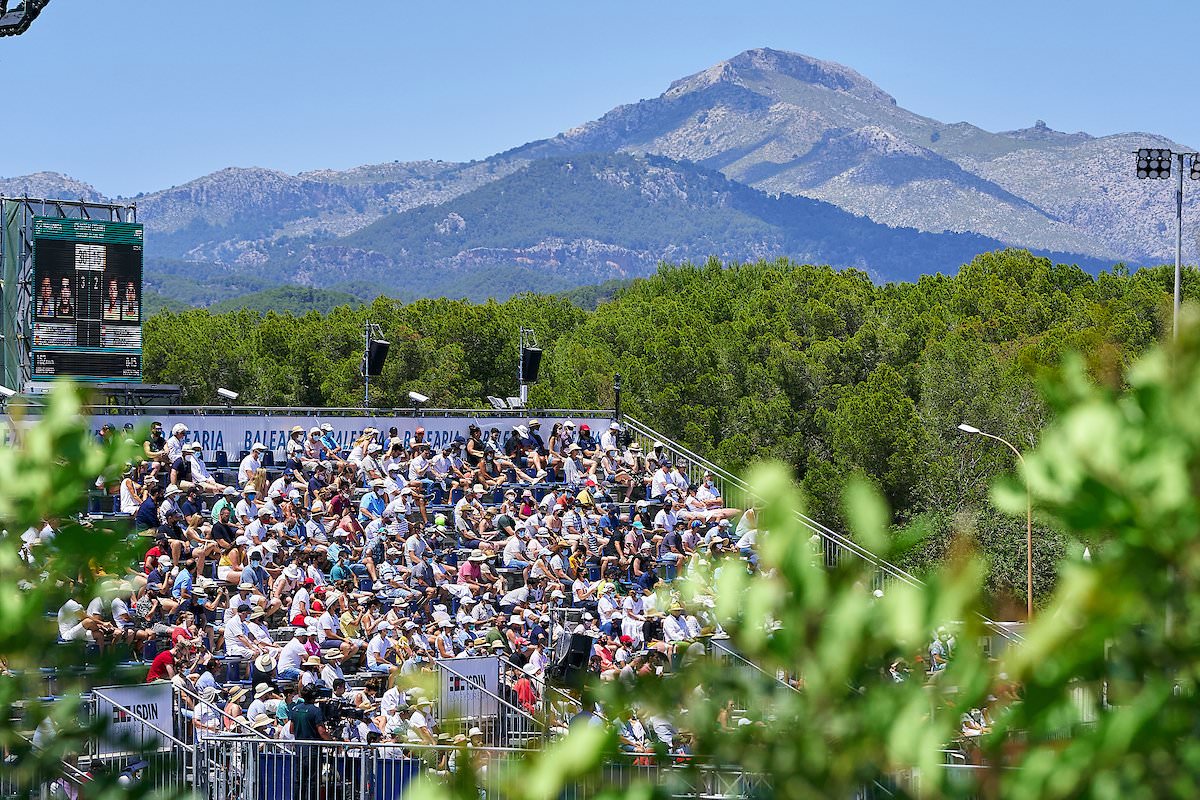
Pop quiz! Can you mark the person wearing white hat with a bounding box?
[238,443,267,487]
[184,441,226,494]
[358,479,388,526]
[276,627,310,681]
[365,621,398,677]
[562,442,592,491]
[600,421,622,454]
[453,485,485,538]
[165,423,189,465]
[314,422,345,465]
[192,685,224,740]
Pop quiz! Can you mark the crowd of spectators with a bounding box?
[46,416,758,754]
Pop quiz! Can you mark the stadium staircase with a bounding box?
[621,415,1024,651]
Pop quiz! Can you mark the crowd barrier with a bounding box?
[193,736,774,800]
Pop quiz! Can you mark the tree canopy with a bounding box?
[142,249,1196,608]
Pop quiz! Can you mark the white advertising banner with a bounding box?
[437,655,501,718]
[93,682,174,755]
[89,413,614,461]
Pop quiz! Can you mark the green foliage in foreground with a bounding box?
[0,391,157,795]
[405,322,1200,799]
[143,250,1197,606]
[7,332,1200,796]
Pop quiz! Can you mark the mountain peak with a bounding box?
[666,47,895,105]
[999,119,1093,143]
[0,171,106,202]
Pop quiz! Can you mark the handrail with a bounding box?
[622,415,1024,645]
[174,682,272,742]
[496,655,586,719]
[433,659,546,736]
[19,730,91,787]
[708,638,801,695]
[17,404,616,418]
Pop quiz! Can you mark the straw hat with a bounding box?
[254,654,277,673]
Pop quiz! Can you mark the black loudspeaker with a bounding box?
[550,633,593,688]
[520,347,543,383]
[365,339,390,376]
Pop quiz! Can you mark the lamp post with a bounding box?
[1134,148,1199,341]
[958,423,1034,621]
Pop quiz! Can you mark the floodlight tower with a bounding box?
[1134,148,1200,340]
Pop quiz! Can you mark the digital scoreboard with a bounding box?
[30,217,143,382]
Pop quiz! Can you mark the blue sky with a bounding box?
[4,0,1197,197]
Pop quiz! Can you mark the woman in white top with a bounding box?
[119,467,145,516]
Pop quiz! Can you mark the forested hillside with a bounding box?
[142,249,1192,610]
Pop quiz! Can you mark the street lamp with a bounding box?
[958,423,1034,621]
[1134,148,1200,341]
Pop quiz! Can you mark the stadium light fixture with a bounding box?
[956,423,980,434]
[0,385,15,399]
[408,391,429,405]
[0,0,50,38]
[1135,148,1173,179]
[216,388,239,401]
[1134,147,1200,341]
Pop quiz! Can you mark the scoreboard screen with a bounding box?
[30,217,143,382]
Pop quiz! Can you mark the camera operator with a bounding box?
[290,684,332,798]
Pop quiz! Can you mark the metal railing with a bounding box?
[622,415,1024,645]
[430,660,548,747]
[174,681,274,743]
[496,655,586,728]
[708,637,800,696]
[194,736,774,800]
[25,403,617,419]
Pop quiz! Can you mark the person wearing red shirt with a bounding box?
[513,665,538,714]
[146,641,188,682]
[143,536,169,574]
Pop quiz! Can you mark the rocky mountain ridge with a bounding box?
[5,47,1196,307]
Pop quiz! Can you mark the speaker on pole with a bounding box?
[365,339,390,376]
[549,633,593,689]
[520,347,543,383]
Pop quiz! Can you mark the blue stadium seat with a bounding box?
[214,450,229,469]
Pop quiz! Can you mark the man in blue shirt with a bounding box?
[135,487,162,530]
[358,479,387,526]
[172,565,194,616]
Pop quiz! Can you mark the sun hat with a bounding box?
[251,443,266,452]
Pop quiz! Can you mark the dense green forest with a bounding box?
[142,249,1194,611]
